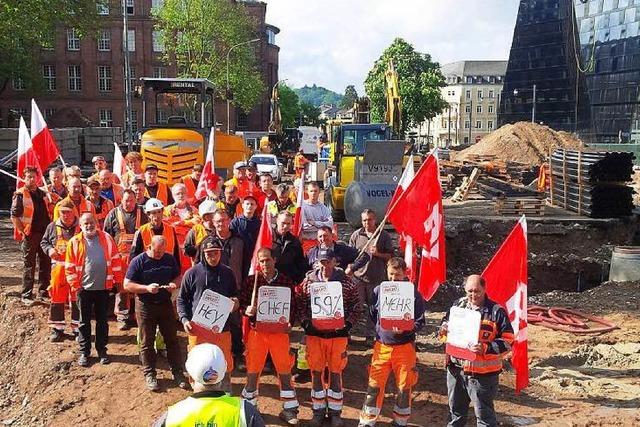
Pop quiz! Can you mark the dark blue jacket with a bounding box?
[370,284,426,345]
[230,214,261,273]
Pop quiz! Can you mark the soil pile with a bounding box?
[454,122,584,165]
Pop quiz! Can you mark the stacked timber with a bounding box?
[550,149,635,217]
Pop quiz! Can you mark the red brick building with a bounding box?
[0,0,279,133]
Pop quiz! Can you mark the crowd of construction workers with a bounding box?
[10,152,514,427]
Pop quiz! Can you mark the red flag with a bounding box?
[30,99,60,170]
[249,206,274,276]
[392,154,416,280]
[195,128,220,200]
[17,117,43,189]
[482,216,529,394]
[292,173,305,237]
[388,152,446,299]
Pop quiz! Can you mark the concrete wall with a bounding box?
[0,127,123,166]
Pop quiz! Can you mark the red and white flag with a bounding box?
[292,174,306,237]
[30,99,60,171]
[482,216,529,394]
[195,128,220,200]
[112,143,126,178]
[388,152,446,300]
[249,206,274,276]
[391,155,416,280]
[17,117,43,189]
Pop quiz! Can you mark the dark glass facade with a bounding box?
[499,0,592,133]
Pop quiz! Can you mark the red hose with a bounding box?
[527,306,618,334]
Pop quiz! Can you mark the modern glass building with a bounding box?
[500,0,640,142]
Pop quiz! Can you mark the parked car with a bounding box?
[249,154,284,182]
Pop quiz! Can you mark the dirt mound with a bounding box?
[454,122,584,165]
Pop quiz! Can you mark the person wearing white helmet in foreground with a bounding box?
[152,344,265,427]
[184,199,217,263]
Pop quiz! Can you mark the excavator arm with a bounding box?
[384,59,402,138]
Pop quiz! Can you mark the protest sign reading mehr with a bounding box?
[256,286,291,333]
[445,306,481,361]
[379,281,415,331]
[310,281,344,330]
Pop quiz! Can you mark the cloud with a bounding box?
[265,0,519,94]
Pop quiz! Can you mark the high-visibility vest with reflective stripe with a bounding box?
[116,207,142,261]
[64,230,122,291]
[139,223,176,255]
[52,221,79,267]
[144,182,169,205]
[15,187,35,237]
[92,197,115,226]
[53,196,96,221]
[165,395,244,427]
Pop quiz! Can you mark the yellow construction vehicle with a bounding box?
[138,78,250,184]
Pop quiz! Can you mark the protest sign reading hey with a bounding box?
[190,290,234,340]
[310,281,344,330]
[446,306,481,361]
[379,281,415,331]
[256,286,291,333]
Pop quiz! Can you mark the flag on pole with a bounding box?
[482,216,529,394]
[292,173,306,237]
[249,207,274,276]
[195,128,220,200]
[17,117,43,189]
[30,99,60,170]
[387,152,446,299]
[112,143,126,179]
[392,155,416,280]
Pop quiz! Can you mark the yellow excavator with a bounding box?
[138,77,250,184]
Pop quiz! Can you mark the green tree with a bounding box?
[340,85,358,108]
[299,102,321,126]
[364,38,447,135]
[153,0,265,113]
[279,84,300,128]
[0,0,100,94]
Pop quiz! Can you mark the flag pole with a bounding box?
[0,168,25,183]
[250,272,260,307]
[58,154,67,169]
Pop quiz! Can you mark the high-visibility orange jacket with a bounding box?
[64,230,123,291]
[14,187,36,237]
[138,222,177,256]
[144,182,170,206]
[53,196,96,221]
[90,196,115,228]
[181,175,199,205]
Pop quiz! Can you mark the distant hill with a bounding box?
[294,84,343,107]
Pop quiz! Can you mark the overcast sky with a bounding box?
[265,0,520,94]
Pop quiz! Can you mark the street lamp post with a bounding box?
[513,84,537,123]
[226,38,261,134]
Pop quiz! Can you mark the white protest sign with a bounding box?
[192,289,234,334]
[256,286,291,333]
[445,306,481,361]
[310,281,344,330]
[379,281,415,331]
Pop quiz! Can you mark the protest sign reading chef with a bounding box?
[379,281,415,331]
[256,286,291,333]
[310,281,344,330]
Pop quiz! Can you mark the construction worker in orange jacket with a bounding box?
[65,212,123,367]
[89,155,121,184]
[98,169,124,205]
[41,199,80,342]
[143,164,173,206]
[11,166,52,303]
[121,151,144,188]
[181,163,203,206]
[358,258,426,427]
[440,275,515,427]
[53,177,96,221]
[293,149,309,178]
[184,199,217,263]
[164,183,199,275]
[86,177,115,229]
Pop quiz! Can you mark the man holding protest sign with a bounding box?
[440,275,514,427]
[178,237,239,392]
[295,248,362,427]
[123,235,187,392]
[240,247,299,425]
[358,257,426,427]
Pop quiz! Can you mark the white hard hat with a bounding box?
[144,198,164,213]
[233,161,247,170]
[185,344,227,385]
[198,199,217,217]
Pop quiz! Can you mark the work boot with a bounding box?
[278,409,299,425]
[77,354,89,367]
[37,290,49,302]
[117,322,130,331]
[146,374,160,392]
[98,353,111,365]
[172,371,190,390]
[21,296,35,307]
[329,414,344,427]
[308,410,325,427]
[49,329,64,343]
[293,369,311,384]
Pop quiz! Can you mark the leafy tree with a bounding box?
[340,85,358,108]
[295,84,342,107]
[279,84,300,128]
[153,0,265,113]
[0,0,100,94]
[364,38,448,135]
[299,102,321,126]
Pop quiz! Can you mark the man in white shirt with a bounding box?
[301,182,333,254]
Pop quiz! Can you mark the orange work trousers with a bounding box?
[188,331,234,372]
[245,329,294,375]
[48,263,79,330]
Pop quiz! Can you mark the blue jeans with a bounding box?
[446,365,499,427]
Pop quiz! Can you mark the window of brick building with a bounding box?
[131,110,138,133]
[67,29,80,51]
[127,29,135,52]
[99,109,113,127]
[489,90,495,99]
[98,66,112,92]
[489,105,494,114]
[43,65,56,91]
[488,120,494,130]
[128,65,136,90]
[98,30,111,51]
[476,105,482,114]
[476,120,482,129]
[477,90,483,100]
[45,109,57,120]
[126,0,134,15]
[152,0,164,8]
[237,110,248,129]
[152,66,167,78]
[152,31,164,52]
[68,65,82,92]
[97,1,109,15]
[12,77,25,91]
[9,108,28,127]
[465,90,471,99]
